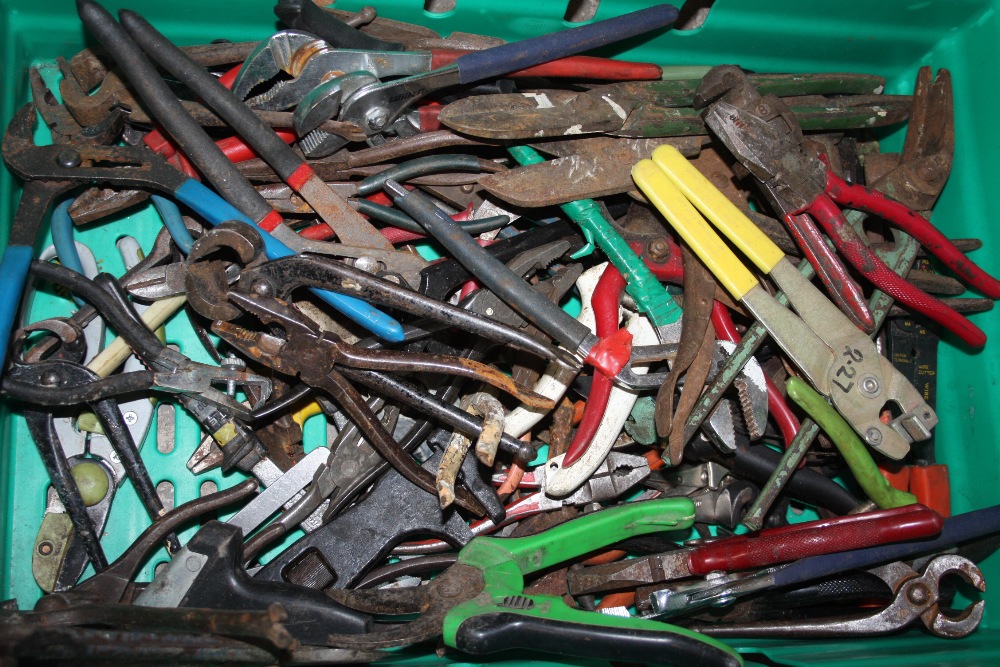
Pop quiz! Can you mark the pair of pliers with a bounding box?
[695,65,998,348]
[439,71,906,140]
[325,498,744,667]
[633,145,937,461]
[684,554,984,639]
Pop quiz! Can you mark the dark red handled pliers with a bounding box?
[697,66,996,347]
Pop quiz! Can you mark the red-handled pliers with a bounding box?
[696,65,995,348]
[562,239,685,466]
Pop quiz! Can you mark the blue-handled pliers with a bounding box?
[1,103,404,370]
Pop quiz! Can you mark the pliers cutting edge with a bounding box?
[633,145,937,460]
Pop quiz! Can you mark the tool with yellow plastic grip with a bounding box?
[633,145,937,461]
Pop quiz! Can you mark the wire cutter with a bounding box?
[694,65,998,348]
[325,498,744,667]
[633,145,937,461]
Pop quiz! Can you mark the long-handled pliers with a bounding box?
[694,65,998,348]
[633,145,937,461]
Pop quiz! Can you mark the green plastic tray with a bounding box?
[1,0,999,664]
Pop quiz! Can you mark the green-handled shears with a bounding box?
[327,498,742,667]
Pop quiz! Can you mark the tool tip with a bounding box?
[382,178,409,199]
[378,318,406,343]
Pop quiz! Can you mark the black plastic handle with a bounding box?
[773,503,1000,589]
[455,613,741,667]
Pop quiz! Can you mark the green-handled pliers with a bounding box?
[510,144,683,343]
[786,376,917,510]
[327,497,742,667]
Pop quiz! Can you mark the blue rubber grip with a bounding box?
[173,180,404,342]
[0,245,35,369]
[453,4,679,84]
[772,503,1000,588]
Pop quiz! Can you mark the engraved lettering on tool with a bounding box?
[831,345,865,393]
[388,89,425,104]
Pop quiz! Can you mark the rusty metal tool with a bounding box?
[134,521,371,643]
[212,292,551,514]
[385,180,665,390]
[738,66,956,528]
[647,502,1000,619]
[253,452,475,589]
[393,451,654,556]
[480,136,705,207]
[120,10,426,277]
[34,479,258,612]
[331,5,682,152]
[438,72,904,139]
[74,0,408,341]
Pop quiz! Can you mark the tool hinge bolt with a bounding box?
[865,427,883,446]
[437,579,463,598]
[647,238,672,262]
[859,375,881,398]
[40,370,61,386]
[250,279,274,297]
[907,582,931,605]
[222,354,246,396]
[365,107,389,130]
[56,149,82,169]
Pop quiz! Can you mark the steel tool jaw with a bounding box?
[231,30,320,102]
[211,320,299,378]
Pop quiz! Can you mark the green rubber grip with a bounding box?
[509,145,682,327]
[785,377,917,509]
[458,497,696,575]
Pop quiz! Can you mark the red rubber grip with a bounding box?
[827,171,1000,299]
[429,48,662,80]
[806,194,986,348]
[419,103,443,132]
[783,211,874,332]
[217,130,296,164]
[688,503,943,574]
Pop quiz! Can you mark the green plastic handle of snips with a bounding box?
[509,145,682,328]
